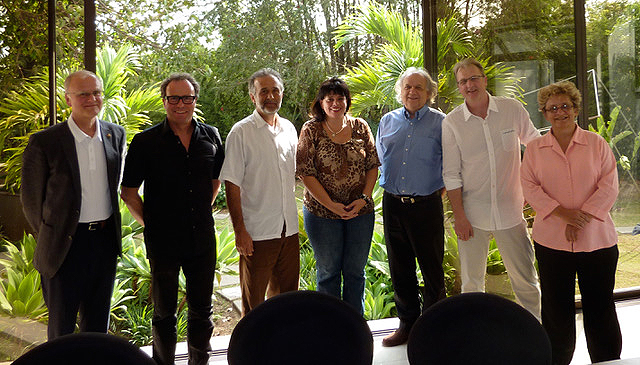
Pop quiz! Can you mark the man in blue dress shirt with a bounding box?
[376,67,446,347]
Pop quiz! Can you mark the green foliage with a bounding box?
[0,0,84,94]
[589,105,640,171]
[203,0,327,132]
[298,240,317,292]
[486,239,507,275]
[0,44,164,193]
[118,304,154,346]
[335,2,523,118]
[0,269,47,319]
[0,234,46,319]
[213,184,227,209]
[364,276,395,320]
[110,278,136,322]
[443,225,461,295]
[0,234,37,276]
[215,227,239,286]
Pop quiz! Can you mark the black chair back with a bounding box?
[227,290,373,365]
[13,332,155,365]
[407,292,551,365]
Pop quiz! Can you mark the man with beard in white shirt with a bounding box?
[220,68,300,316]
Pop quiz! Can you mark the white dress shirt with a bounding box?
[219,110,299,240]
[442,94,540,231]
[68,116,112,222]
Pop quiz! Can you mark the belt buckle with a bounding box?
[400,196,415,204]
[87,222,100,231]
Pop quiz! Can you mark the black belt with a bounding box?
[77,217,111,231]
[387,191,436,204]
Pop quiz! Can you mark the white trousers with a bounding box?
[458,220,541,321]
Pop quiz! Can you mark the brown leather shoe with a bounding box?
[382,328,410,347]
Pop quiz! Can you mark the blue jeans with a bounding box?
[303,207,374,315]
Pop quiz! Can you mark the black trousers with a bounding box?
[150,246,216,365]
[41,217,118,340]
[535,243,622,365]
[382,191,446,329]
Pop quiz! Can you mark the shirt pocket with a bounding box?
[501,129,518,152]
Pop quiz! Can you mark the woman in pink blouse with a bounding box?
[296,77,380,315]
[521,81,622,365]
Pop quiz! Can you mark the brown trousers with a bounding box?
[239,232,300,316]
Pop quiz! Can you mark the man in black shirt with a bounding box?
[121,73,224,365]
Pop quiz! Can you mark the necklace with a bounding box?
[325,119,346,137]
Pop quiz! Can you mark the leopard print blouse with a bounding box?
[296,117,380,219]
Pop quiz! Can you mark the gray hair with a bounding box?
[394,67,438,104]
[64,70,103,91]
[160,73,200,98]
[248,68,284,95]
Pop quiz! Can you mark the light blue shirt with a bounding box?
[376,104,445,196]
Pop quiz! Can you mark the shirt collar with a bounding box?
[251,109,280,131]
[161,117,197,136]
[68,115,102,143]
[539,124,586,147]
[402,103,431,121]
[461,91,497,121]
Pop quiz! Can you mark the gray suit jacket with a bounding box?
[21,120,126,279]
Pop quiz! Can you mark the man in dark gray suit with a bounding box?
[21,70,126,340]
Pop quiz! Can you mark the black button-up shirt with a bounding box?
[121,118,225,259]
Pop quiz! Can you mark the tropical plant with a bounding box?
[0,43,164,193]
[117,233,152,301]
[118,304,154,346]
[367,231,390,278]
[589,105,640,172]
[364,276,395,320]
[443,225,461,295]
[110,278,136,322]
[0,269,47,319]
[213,184,227,209]
[333,3,522,118]
[215,226,239,286]
[486,238,507,275]
[0,234,46,319]
[0,234,37,276]
[298,240,317,291]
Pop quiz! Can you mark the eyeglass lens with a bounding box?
[457,75,484,86]
[545,104,572,113]
[166,96,196,104]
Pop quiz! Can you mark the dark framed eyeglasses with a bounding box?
[165,95,196,104]
[542,103,574,113]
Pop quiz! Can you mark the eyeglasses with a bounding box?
[542,103,574,113]
[165,95,196,104]
[67,90,103,99]
[457,75,485,86]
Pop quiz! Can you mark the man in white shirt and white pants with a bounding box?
[442,58,541,320]
[220,68,299,316]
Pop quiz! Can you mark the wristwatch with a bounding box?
[360,194,373,205]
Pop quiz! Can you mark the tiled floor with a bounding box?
[143,298,640,364]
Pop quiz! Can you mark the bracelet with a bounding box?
[360,194,373,205]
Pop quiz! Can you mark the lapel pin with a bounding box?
[107,133,111,138]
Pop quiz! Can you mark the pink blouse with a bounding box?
[520,126,618,252]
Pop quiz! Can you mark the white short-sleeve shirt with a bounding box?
[219,110,299,240]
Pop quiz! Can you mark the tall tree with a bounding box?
[0,0,84,96]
